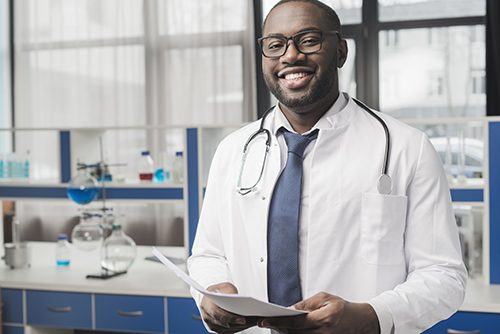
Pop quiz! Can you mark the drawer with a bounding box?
[167,297,209,334]
[95,294,165,333]
[424,311,500,334]
[3,325,24,334]
[2,288,23,323]
[26,290,92,329]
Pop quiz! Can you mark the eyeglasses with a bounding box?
[258,29,340,58]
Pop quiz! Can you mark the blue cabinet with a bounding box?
[95,294,165,333]
[1,288,23,324]
[2,326,24,334]
[425,311,500,334]
[168,297,209,334]
[26,290,92,329]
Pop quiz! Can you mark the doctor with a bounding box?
[188,0,467,333]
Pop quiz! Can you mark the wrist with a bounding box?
[350,302,380,334]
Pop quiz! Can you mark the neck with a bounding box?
[279,91,340,134]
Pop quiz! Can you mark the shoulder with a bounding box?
[213,120,262,159]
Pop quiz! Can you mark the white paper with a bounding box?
[152,247,306,317]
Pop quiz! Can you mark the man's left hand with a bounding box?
[258,292,380,334]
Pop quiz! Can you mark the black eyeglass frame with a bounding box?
[257,29,341,59]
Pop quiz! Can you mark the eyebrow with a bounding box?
[263,27,322,37]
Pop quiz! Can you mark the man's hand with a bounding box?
[200,282,260,333]
[258,292,380,334]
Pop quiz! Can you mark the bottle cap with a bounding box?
[141,150,150,156]
[58,233,68,241]
[175,151,183,157]
[112,224,122,231]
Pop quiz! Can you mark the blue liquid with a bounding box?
[154,168,165,182]
[57,260,70,267]
[67,187,100,205]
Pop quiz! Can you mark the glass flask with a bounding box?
[71,212,104,251]
[67,169,100,205]
[101,223,137,273]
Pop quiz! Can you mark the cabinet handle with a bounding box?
[117,310,144,317]
[447,330,480,334]
[47,306,72,313]
[192,314,202,321]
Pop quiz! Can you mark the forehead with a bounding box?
[263,2,330,36]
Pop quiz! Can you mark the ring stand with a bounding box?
[86,268,127,280]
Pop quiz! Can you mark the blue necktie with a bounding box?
[267,128,319,306]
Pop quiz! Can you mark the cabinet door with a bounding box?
[26,290,92,329]
[167,297,209,334]
[424,311,500,333]
[1,289,23,324]
[95,294,165,333]
[2,325,24,334]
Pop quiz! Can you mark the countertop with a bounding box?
[1,242,500,313]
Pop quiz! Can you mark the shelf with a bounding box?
[0,183,183,200]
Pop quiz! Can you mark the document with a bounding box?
[152,247,306,317]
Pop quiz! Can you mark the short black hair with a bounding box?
[262,0,342,34]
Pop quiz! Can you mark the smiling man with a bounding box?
[188,1,467,333]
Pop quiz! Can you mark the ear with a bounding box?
[337,39,348,68]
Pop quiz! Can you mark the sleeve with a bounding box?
[368,133,467,333]
[187,141,234,307]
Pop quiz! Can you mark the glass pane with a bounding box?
[162,46,244,125]
[158,0,247,35]
[262,0,362,26]
[379,0,485,22]
[16,45,146,127]
[408,122,484,181]
[14,200,185,246]
[379,26,485,119]
[17,0,143,42]
[454,204,483,278]
[339,39,356,97]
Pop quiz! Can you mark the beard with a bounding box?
[264,58,337,109]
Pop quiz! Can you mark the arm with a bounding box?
[368,133,467,333]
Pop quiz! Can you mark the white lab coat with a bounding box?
[188,94,467,334]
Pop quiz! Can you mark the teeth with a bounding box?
[285,72,308,80]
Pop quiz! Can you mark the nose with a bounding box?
[280,40,306,64]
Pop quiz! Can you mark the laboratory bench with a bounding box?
[0,242,208,334]
[1,244,500,334]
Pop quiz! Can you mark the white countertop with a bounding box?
[2,243,500,313]
[0,242,191,297]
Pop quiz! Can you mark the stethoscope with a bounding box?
[236,97,392,196]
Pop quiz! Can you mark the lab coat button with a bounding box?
[262,196,266,200]
[260,257,264,263]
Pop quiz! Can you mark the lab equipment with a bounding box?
[101,223,136,273]
[172,151,184,183]
[67,169,100,205]
[2,216,31,269]
[55,233,71,267]
[236,98,392,195]
[139,150,154,181]
[71,212,104,251]
[154,152,170,183]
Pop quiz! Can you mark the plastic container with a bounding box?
[172,151,184,183]
[138,150,154,182]
[55,233,71,267]
[154,152,170,183]
[101,224,137,273]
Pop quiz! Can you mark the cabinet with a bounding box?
[1,288,24,334]
[167,297,209,334]
[424,311,500,333]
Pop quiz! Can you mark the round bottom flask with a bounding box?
[71,213,103,251]
[101,224,136,273]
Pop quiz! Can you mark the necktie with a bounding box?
[267,128,319,306]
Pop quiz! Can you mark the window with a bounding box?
[0,0,11,152]
[471,70,486,95]
[382,30,399,47]
[429,72,444,97]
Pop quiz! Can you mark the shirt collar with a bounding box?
[271,92,348,136]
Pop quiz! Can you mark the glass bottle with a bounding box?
[138,150,154,182]
[101,223,137,273]
[55,233,71,267]
[172,151,184,183]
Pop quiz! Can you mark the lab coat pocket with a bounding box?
[360,192,408,265]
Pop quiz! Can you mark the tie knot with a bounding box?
[282,129,319,157]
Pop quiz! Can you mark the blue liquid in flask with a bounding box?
[67,187,99,205]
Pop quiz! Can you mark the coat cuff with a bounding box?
[368,297,394,334]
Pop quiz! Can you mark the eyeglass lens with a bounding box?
[260,30,323,58]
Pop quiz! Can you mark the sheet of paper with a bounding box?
[152,247,306,317]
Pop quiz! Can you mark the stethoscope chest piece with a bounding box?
[377,174,392,195]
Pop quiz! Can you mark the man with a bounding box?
[188,0,467,333]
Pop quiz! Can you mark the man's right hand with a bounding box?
[200,282,259,333]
